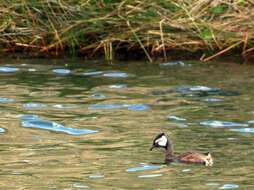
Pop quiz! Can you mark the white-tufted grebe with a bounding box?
[150,133,213,166]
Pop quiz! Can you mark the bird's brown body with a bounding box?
[175,152,212,166]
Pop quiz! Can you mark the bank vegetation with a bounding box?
[0,0,253,62]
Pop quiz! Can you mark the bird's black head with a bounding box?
[150,132,168,151]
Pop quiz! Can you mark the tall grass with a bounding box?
[0,0,253,61]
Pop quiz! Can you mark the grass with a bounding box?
[0,0,254,62]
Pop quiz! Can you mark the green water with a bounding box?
[0,59,254,189]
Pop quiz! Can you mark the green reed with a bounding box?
[0,0,253,61]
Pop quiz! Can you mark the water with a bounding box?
[0,59,254,189]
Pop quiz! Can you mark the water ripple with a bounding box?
[102,72,129,78]
[127,104,150,111]
[176,85,223,97]
[182,168,191,172]
[89,174,104,179]
[88,104,150,111]
[109,84,127,89]
[219,183,239,189]
[175,85,240,98]
[52,69,71,75]
[230,128,254,133]
[82,71,129,78]
[138,174,162,178]
[82,71,103,76]
[28,68,37,72]
[204,98,224,102]
[52,104,79,109]
[90,94,107,99]
[17,114,40,120]
[189,86,217,91]
[200,120,248,128]
[20,115,98,135]
[0,67,19,73]
[168,115,186,121]
[206,182,220,187]
[0,128,6,133]
[126,164,162,172]
[89,104,124,110]
[160,61,186,67]
[176,85,219,93]
[23,103,47,109]
[247,120,254,124]
[72,183,89,189]
[0,97,15,103]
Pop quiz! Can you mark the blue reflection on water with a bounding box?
[127,104,150,111]
[0,67,19,73]
[204,98,224,102]
[0,97,15,103]
[52,69,71,75]
[19,114,98,135]
[23,103,47,109]
[82,71,129,78]
[89,104,124,110]
[17,114,40,120]
[89,104,150,111]
[22,120,97,135]
[219,183,239,189]
[230,128,254,133]
[0,128,5,133]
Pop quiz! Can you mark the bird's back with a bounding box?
[176,152,212,166]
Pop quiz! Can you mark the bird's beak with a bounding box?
[150,145,154,151]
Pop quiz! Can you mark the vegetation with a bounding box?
[0,0,254,62]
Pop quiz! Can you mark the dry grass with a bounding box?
[0,0,254,61]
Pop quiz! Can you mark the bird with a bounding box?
[150,132,213,166]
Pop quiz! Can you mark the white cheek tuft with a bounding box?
[155,135,167,146]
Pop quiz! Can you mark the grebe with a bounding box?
[150,133,213,166]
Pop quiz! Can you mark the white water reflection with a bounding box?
[200,120,248,128]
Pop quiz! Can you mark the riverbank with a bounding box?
[0,1,253,62]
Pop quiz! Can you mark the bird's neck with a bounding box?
[165,141,174,164]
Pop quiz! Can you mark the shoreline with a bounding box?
[0,51,247,65]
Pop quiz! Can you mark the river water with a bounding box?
[0,59,253,189]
